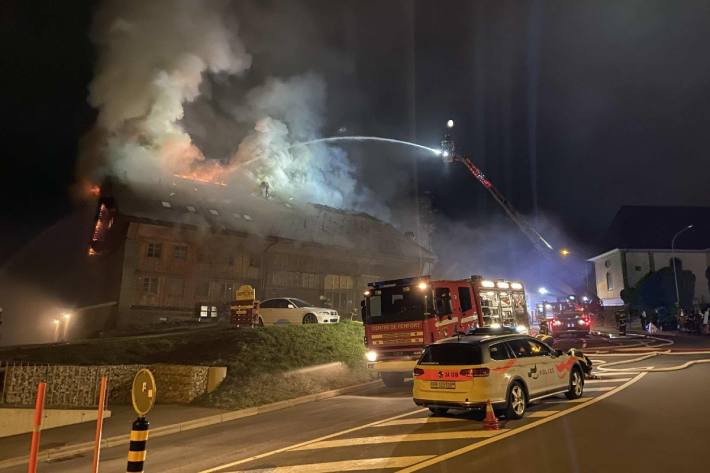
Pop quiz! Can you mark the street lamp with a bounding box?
[538,287,548,295]
[559,248,570,257]
[671,224,694,309]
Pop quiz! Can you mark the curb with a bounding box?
[0,380,380,470]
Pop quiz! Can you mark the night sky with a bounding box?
[2,0,710,263]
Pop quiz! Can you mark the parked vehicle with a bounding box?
[258,298,340,325]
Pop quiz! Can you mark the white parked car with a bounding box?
[258,298,340,325]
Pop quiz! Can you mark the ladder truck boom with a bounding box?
[440,122,554,256]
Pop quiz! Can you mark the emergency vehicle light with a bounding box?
[481,280,495,288]
[510,282,523,290]
[496,282,510,289]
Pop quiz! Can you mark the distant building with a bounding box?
[588,206,710,307]
[29,178,430,334]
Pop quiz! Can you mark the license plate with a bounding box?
[567,324,575,328]
[430,381,456,389]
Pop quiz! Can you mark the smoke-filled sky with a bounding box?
[2,0,710,265]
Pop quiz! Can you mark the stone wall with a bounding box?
[0,363,223,408]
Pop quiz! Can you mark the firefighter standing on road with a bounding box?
[616,308,627,336]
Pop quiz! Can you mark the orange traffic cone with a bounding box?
[483,400,500,430]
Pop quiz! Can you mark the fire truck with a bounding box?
[362,275,530,387]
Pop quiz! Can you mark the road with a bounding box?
[4,333,710,473]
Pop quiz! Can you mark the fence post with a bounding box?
[27,382,46,473]
[91,376,109,473]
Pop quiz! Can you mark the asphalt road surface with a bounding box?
[4,333,709,473]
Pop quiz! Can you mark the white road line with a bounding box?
[197,409,426,473]
[294,430,506,451]
[526,410,558,418]
[376,417,465,427]
[593,371,640,377]
[225,455,435,473]
[583,387,615,392]
[396,373,648,473]
[586,378,631,384]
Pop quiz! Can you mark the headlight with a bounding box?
[515,325,528,333]
[577,319,586,326]
[366,350,378,362]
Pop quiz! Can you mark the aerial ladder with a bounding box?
[439,120,554,256]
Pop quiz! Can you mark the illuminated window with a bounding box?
[143,276,159,295]
[606,272,614,291]
[174,245,188,260]
[146,242,162,258]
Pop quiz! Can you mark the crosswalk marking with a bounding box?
[586,377,631,384]
[377,417,465,427]
[526,410,558,418]
[584,386,615,392]
[294,430,506,451]
[225,455,434,473]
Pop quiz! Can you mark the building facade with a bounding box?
[589,248,710,307]
[78,179,434,331]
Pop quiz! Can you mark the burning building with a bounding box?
[67,177,432,332]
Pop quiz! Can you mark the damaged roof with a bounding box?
[103,178,434,260]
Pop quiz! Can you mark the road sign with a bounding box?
[131,369,156,417]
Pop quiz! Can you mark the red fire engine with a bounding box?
[362,275,530,387]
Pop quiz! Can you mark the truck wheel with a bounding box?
[429,407,448,416]
[381,372,406,388]
[566,368,584,399]
[303,313,318,324]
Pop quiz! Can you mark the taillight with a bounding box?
[460,368,489,377]
[413,368,424,377]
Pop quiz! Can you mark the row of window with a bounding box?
[140,272,360,300]
[146,242,187,260]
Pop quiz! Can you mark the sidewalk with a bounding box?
[0,403,226,462]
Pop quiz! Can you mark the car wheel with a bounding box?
[429,407,448,416]
[505,381,527,419]
[381,372,406,388]
[566,367,584,399]
[303,313,318,324]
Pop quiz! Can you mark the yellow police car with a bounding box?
[413,330,585,419]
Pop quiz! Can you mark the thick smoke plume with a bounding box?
[83,0,381,216]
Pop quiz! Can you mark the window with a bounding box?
[290,298,314,308]
[458,287,473,312]
[419,344,482,365]
[187,205,197,213]
[528,340,552,356]
[434,287,452,316]
[209,209,219,216]
[146,242,162,258]
[489,343,512,361]
[324,274,354,290]
[606,272,614,291]
[605,260,611,268]
[507,339,533,358]
[259,299,280,309]
[174,245,188,260]
[142,276,159,295]
[635,265,642,271]
[161,201,172,208]
[198,305,218,319]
